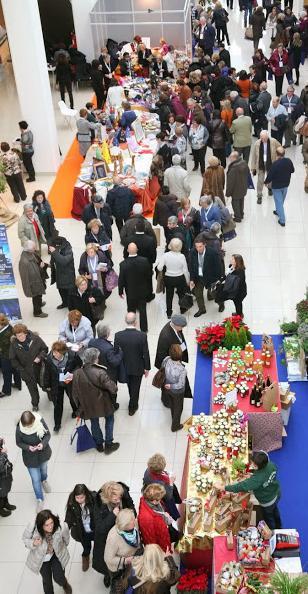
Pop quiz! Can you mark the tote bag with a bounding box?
[71,420,96,453]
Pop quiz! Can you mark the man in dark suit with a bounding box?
[123,219,157,265]
[118,242,152,333]
[114,312,150,414]
[120,203,157,247]
[189,235,224,317]
[88,321,124,388]
[106,175,135,233]
[155,314,188,369]
[82,193,113,240]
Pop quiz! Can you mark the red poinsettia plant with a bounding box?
[196,316,251,355]
[177,568,208,593]
[195,324,226,355]
[222,315,251,334]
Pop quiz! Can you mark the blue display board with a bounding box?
[0,224,21,321]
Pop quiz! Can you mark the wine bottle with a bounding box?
[255,388,262,407]
[266,376,271,387]
[250,386,256,406]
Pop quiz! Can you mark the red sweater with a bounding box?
[138,497,171,552]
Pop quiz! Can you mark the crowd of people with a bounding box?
[0,0,302,590]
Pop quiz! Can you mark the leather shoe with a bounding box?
[114,403,120,411]
[96,444,104,452]
[273,210,278,216]
[278,220,285,227]
[194,310,206,317]
[171,424,183,432]
[257,197,262,204]
[56,303,66,309]
[218,303,225,312]
[192,166,198,171]
[105,442,120,454]
[129,407,138,416]
[104,575,111,588]
[33,312,48,318]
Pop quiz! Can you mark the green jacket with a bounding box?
[225,461,280,506]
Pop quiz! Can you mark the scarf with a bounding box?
[118,527,140,548]
[259,139,272,172]
[45,533,54,555]
[149,470,170,485]
[17,333,32,351]
[19,412,47,439]
[147,501,169,525]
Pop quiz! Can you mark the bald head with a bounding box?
[276,146,285,158]
[127,242,138,255]
[236,107,244,117]
[126,312,137,326]
[229,151,239,162]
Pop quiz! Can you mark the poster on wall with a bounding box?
[0,224,21,321]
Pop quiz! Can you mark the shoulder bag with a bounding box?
[152,366,166,389]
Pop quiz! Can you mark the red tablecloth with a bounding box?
[211,350,280,414]
[71,186,90,220]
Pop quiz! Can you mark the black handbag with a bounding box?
[179,292,193,311]
[222,273,240,298]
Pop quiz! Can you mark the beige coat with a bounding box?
[230,115,252,148]
[104,525,140,572]
[18,213,46,251]
[23,523,70,574]
[250,138,281,173]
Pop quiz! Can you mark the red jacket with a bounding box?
[268,49,288,77]
[138,497,171,552]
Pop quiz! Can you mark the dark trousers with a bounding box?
[169,390,184,430]
[164,275,186,317]
[213,147,226,168]
[22,151,35,180]
[40,554,66,594]
[115,216,128,233]
[271,128,283,144]
[127,298,148,332]
[233,297,243,316]
[81,531,94,556]
[32,294,43,315]
[58,288,70,307]
[0,355,21,395]
[5,173,27,202]
[0,495,12,509]
[232,197,244,220]
[24,376,40,407]
[59,80,74,108]
[234,145,250,164]
[54,385,77,428]
[192,146,206,174]
[127,374,143,411]
[217,25,230,45]
[275,74,284,97]
[95,91,104,110]
[261,502,282,530]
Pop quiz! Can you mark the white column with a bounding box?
[71,0,97,63]
[2,0,60,174]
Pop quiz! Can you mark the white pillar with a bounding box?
[71,0,96,63]
[2,0,60,174]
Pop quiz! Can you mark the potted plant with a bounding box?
[296,300,308,324]
[279,321,299,335]
[270,569,308,594]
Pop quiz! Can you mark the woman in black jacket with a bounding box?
[0,437,15,516]
[0,314,21,397]
[56,53,74,109]
[68,275,105,332]
[91,59,105,109]
[219,254,247,316]
[92,481,136,586]
[65,484,96,572]
[212,2,230,44]
[49,235,76,310]
[207,110,229,168]
[32,190,56,242]
[78,243,112,301]
[43,341,82,432]
[85,218,111,247]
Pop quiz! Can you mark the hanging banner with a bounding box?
[0,224,21,321]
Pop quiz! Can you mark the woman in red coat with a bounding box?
[268,43,289,97]
[138,484,171,552]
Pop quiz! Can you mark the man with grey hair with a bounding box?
[226,151,249,222]
[19,240,48,317]
[89,321,124,388]
[164,154,191,202]
[120,201,157,246]
[230,108,252,163]
[254,81,271,136]
[73,347,119,453]
[165,215,186,255]
[114,313,150,415]
[229,90,250,115]
[251,130,281,204]
[17,202,46,251]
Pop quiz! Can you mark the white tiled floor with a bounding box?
[1,2,308,590]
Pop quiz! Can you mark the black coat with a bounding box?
[155,322,188,369]
[137,48,152,68]
[50,241,75,291]
[99,59,113,86]
[15,417,52,468]
[120,216,157,247]
[0,451,13,498]
[84,227,111,246]
[228,268,247,301]
[118,256,152,301]
[9,332,48,383]
[68,286,105,324]
[189,246,222,288]
[56,62,73,84]
[219,48,231,68]
[88,337,125,382]
[114,328,150,375]
[153,194,179,228]
[65,491,96,543]
[106,185,135,220]
[91,69,104,94]
[123,233,157,265]
[43,351,82,402]
[82,203,113,240]
[165,227,187,257]
[92,483,136,574]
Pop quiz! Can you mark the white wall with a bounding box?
[71,0,97,62]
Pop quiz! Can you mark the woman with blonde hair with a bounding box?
[93,481,136,585]
[105,509,141,591]
[143,454,182,520]
[138,484,172,552]
[84,218,111,247]
[130,544,180,594]
[157,237,189,318]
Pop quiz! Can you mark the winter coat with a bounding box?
[138,497,171,552]
[104,525,141,572]
[0,324,14,358]
[23,523,70,574]
[212,7,228,28]
[32,202,56,241]
[120,215,157,247]
[251,10,266,40]
[19,251,46,298]
[82,203,113,240]
[202,164,225,202]
[268,49,288,77]
[50,241,75,291]
[58,315,93,348]
[170,94,188,119]
[0,451,13,497]
[226,158,249,199]
[208,119,228,150]
[72,362,117,420]
[250,138,281,173]
[88,337,125,383]
[154,322,188,369]
[65,491,96,543]
[130,556,180,594]
[106,185,135,220]
[164,165,191,201]
[85,227,111,247]
[9,332,48,382]
[230,116,252,148]
[189,124,209,150]
[200,204,222,230]
[17,214,46,251]
[68,287,105,325]
[142,469,181,520]
[43,351,82,402]
[300,87,308,114]
[16,417,52,468]
[93,483,136,574]
[153,194,179,227]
